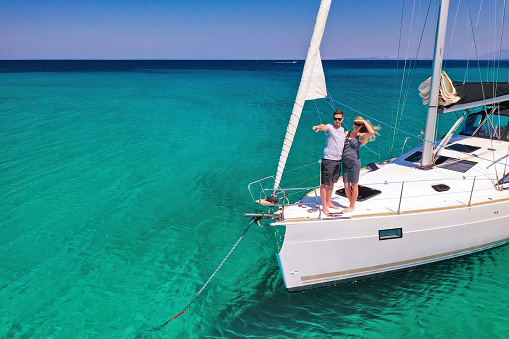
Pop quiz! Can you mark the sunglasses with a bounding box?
[333,117,343,121]
[354,122,363,127]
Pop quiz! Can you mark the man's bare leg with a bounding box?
[326,184,339,209]
[320,184,331,215]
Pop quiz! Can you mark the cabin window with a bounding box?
[460,113,483,136]
[478,115,509,140]
[379,228,402,240]
[461,111,509,140]
[498,173,509,185]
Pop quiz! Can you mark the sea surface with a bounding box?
[1,60,509,338]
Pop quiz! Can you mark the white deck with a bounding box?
[277,136,509,223]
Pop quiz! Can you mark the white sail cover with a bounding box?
[272,0,331,194]
[419,71,460,107]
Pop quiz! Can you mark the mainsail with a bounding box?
[419,72,509,113]
[270,0,331,200]
[418,71,461,107]
[442,81,509,113]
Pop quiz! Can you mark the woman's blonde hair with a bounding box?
[355,116,380,146]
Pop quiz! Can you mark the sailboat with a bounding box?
[246,0,509,292]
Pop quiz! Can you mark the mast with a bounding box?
[421,0,450,168]
[268,0,331,202]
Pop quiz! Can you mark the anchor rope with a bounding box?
[136,218,258,338]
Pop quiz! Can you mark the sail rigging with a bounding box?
[270,0,331,200]
[421,0,451,168]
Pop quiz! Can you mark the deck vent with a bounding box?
[431,184,450,192]
[335,185,381,202]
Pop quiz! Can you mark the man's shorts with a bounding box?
[321,158,342,185]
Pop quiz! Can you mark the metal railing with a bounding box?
[248,173,500,221]
[247,176,327,219]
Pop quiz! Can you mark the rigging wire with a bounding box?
[390,0,406,142]
[330,97,509,168]
[496,0,507,84]
[284,161,321,174]
[389,0,433,160]
[313,99,323,125]
[443,0,462,71]
[467,0,486,90]
[389,0,412,159]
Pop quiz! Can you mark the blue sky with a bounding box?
[0,0,506,60]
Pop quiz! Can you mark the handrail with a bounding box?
[397,181,405,215]
[247,175,276,202]
[249,174,497,220]
[468,176,476,207]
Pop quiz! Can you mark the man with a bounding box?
[312,109,345,216]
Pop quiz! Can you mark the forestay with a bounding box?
[270,0,331,199]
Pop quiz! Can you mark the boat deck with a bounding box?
[274,137,509,223]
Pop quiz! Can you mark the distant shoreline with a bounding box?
[1,59,507,73]
[1,58,509,61]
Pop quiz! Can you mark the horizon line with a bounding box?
[1,58,509,61]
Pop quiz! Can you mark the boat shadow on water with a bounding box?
[207,243,509,337]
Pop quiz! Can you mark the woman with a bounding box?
[342,116,378,212]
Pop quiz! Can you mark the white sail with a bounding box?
[271,0,331,197]
[305,50,328,100]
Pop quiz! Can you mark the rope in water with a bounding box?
[135,217,258,338]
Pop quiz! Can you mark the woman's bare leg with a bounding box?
[342,182,358,212]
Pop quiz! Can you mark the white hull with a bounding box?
[275,201,509,292]
[267,137,509,292]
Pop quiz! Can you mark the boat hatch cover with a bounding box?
[336,185,382,202]
[431,184,450,192]
[446,143,481,153]
[405,151,477,173]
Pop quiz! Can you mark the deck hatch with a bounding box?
[405,151,450,165]
[404,151,423,163]
[404,151,477,173]
[431,184,450,192]
[379,228,402,240]
[336,185,381,202]
[446,143,481,153]
[438,159,477,172]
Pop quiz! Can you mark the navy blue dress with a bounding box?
[342,132,361,183]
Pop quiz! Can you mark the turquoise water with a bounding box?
[1,61,508,338]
